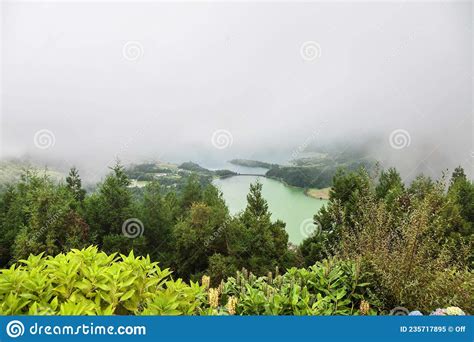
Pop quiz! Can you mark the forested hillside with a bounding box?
[232,153,375,189]
[0,163,472,315]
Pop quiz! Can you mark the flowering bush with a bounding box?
[407,307,467,316]
[221,259,374,315]
[445,307,466,315]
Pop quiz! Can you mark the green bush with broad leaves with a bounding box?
[0,247,375,315]
[0,246,208,315]
[221,259,374,315]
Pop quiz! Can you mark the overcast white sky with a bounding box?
[1,1,472,178]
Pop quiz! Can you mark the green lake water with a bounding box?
[212,175,327,244]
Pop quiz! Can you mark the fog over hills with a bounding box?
[1,1,472,181]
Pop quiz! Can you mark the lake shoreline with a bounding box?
[305,187,331,200]
[216,173,331,201]
[213,175,327,244]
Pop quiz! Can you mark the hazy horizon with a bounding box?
[1,1,473,181]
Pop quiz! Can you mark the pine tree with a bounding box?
[141,180,172,260]
[84,161,137,253]
[375,167,404,199]
[449,166,467,189]
[243,180,269,221]
[448,166,474,233]
[10,172,89,261]
[66,167,86,202]
[239,180,289,275]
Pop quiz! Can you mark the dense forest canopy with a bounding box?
[0,162,472,313]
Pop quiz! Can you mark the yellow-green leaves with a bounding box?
[0,246,375,316]
[0,246,206,316]
[223,259,372,315]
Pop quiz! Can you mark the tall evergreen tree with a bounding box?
[66,167,86,203]
[240,180,289,275]
[0,185,21,265]
[84,161,141,254]
[7,172,89,261]
[141,180,172,260]
[449,166,467,189]
[448,166,474,234]
[242,180,269,224]
[375,167,404,199]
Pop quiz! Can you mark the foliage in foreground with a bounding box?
[0,247,203,315]
[300,166,474,313]
[0,247,373,315]
[222,259,373,315]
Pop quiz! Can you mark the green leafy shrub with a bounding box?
[334,171,473,313]
[0,247,377,316]
[221,259,374,315]
[0,246,207,315]
[3,246,468,316]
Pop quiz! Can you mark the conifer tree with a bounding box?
[66,167,86,202]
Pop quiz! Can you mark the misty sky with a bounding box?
[1,1,472,179]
